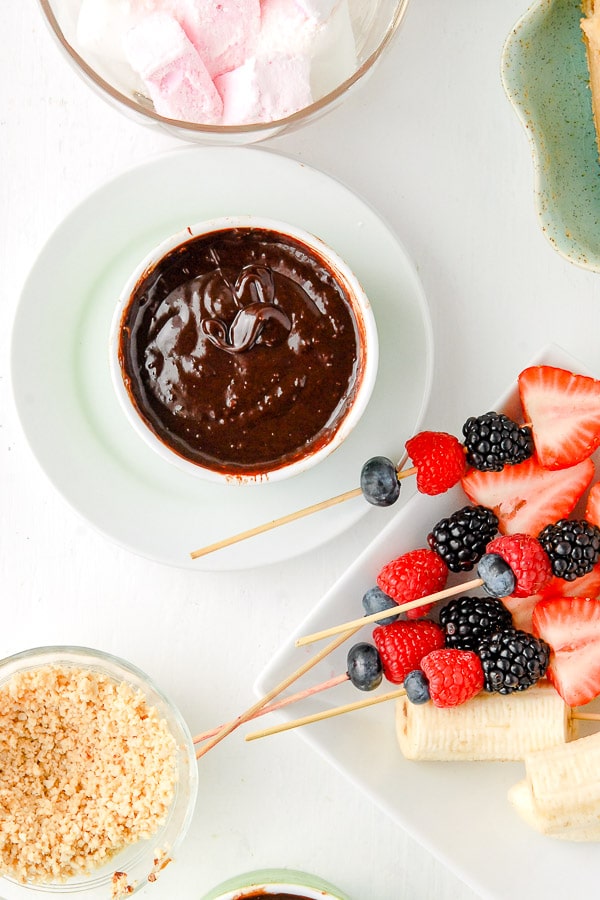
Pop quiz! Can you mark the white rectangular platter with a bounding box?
[255,344,600,900]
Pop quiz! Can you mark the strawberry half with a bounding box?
[504,561,600,632]
[461,455,594,536]
[518,365,600,469]
[532,596,600,706]
[585,482,600,529]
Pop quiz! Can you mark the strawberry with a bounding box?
[420,648,484,708]
[532,596,600,706]
[503,561,600,632]
[376,548,448,618]
[518,365,600,469]
[585,482,600,529]
[485,533,552,598]
[461,455,594,536]
[405,431,467,496]
[372,620,444,684]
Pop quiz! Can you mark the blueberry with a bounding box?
[347,642,383,691]
[362,586,400,625]
[360,456,400,507]
[477,553,516,599]
[404,670,430,704]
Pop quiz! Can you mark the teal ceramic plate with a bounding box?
[502,0,600,270]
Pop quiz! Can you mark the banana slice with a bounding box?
[509,731,600,840]
[523,730,600,825]
[509,779,600,841]
[396,682,572,761]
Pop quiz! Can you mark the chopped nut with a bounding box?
[0,665,177,884]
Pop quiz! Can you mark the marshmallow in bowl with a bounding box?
[163,0,261,77]
[74,0,357,125]
[124,13,223,122]
[216,53,312,124]
[257,0,322,56]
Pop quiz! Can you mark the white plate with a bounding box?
[255,344,600,899]
[10,147,433,571]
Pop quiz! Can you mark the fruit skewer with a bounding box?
[196,525,600,753]
[296,540,527,646]
[194,623,444,747]
[246,688,407,741]
[189,464,416,560]
[190,364,600,560]
[194,639,385,746]
[189,420,508,560]
[298,516,600,646]
[296,579,487,646]
[245,682,596,743]
[198,507,600,753]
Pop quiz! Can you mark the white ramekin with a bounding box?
[109,215,378,484]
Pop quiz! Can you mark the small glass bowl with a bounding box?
[0,646,198,898]
[37,0,410,144]
[109,215,379,484]
[200,868,352,900]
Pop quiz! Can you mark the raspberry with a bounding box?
[372,620,444,684]
[405,431,467,496]
[376,548,448,619]
[485,533,552,598]
[420,648,484,708]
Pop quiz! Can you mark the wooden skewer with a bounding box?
[247,693,600,742]
[246,687,407,741]
[189,466,418,560]
[192,672,349,744]
[195,624,362,759]
[296,577,484,647]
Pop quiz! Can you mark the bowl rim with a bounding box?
[199,866,351,900]
[37,0,410,134]
[109,214,379,484]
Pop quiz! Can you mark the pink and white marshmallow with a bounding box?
[215,54,312,124]
[164,0,261,78]
[257,0,322,57]
[124,12,223,122]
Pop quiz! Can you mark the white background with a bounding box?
[3,2,600,899]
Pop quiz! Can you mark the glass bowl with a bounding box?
[200,868,352,900]
[0,646,198,898]
[108,215,379,484]
[37,0,410,144]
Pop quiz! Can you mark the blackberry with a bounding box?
[478,629,550,694]
[438,596,513,651]
[427,505,499,572]
[462,412,533,472]
[537,519,600,581]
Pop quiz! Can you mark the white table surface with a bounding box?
[3,2,600,899]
